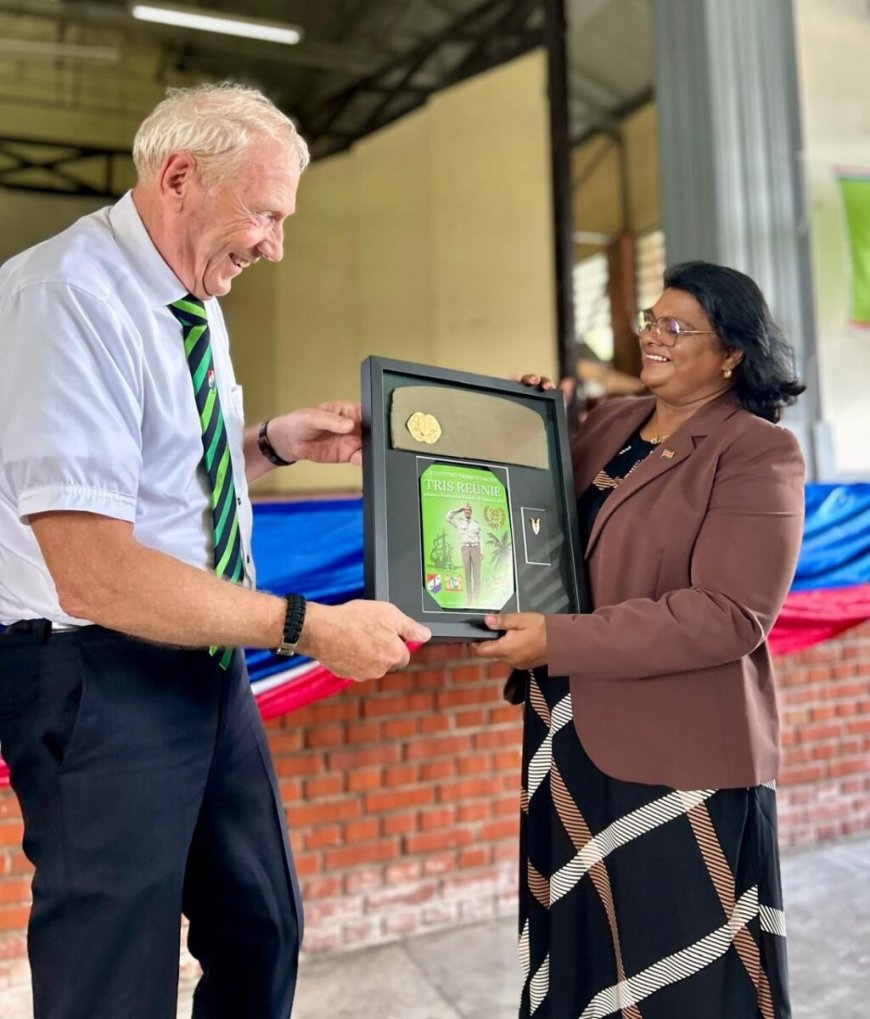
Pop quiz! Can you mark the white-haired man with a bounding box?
[0,84,430,1018]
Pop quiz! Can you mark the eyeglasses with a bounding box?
[636,309,717,347]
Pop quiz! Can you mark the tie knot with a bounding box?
[168,294,208,328]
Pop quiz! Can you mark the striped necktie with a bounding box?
[169,294,244,669]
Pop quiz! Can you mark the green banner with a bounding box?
[419,462,514,611]
[837,172,870,326]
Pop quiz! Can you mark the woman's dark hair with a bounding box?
[663,261,805,422]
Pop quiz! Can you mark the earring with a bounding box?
[723,367,733,379]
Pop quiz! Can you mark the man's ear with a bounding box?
[158,151,197,202]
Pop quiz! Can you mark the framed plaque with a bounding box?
[362,356,587,641]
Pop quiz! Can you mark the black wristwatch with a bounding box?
[258,420,295,467]
[276,594,307,656]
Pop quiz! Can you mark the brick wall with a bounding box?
[2,621,870,991]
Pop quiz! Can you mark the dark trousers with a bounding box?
[0,625,303,1019]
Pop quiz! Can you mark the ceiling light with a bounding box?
[130,4,303,45]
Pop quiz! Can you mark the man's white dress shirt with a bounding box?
[0,191,254,625]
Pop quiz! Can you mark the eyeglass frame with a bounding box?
[635,308,718,347]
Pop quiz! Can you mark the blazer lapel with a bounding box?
[584,391,742,558]
[572,397,654,494]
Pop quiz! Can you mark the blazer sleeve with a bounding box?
[545,425,805,680]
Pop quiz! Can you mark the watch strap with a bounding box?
[258,420,295,467]
[276,593,306,656]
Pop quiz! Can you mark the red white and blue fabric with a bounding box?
[1,484,868,786]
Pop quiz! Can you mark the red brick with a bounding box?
[305,724,346,749]
[377,672,416,693]
[437,777,503,801]
[365,788,434,813]
[304,826,343,850]
[324,841,399,869]
[457,753,492,776]
[404,735,473,761]
[345,722,383,744]
[343,868,384,894]
[328,745,401,769]
[474,728,521,749]
[382,718,417,740]
[382,812,418,836]
[274,755,323,778]
[451,665,484,683]
[488,706,521,725]
[362,693,434,718]
[302,876,342,899]
[347,768,383,793]
[287,799,361,828]
[405,829,473,854]
[383,764,419,787]
[420,759,456,782]
[344,819,380,843]
[0,825,24,848]
[459,847,491,868]
[457,802,491,823]
[0,906,31,931]
[266,731,304,754]
[479,819,519,841]
[304,775,345,798]
[385,861,422,884]
[419,807,455,831]
[456,710,487,728]
[417,715,451,734]
[0,880,30,905]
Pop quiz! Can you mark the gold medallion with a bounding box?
[406,411,442,444]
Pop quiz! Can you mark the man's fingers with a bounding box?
[397,617,432,644]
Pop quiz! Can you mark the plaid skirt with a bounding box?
[518,673,790,1019]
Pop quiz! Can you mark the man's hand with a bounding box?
[297,600,431,681]
[268,402,363,466]
[469,612,547,670]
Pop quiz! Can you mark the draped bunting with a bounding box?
[1,483,868,788]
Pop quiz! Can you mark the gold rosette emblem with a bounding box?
[406,411,442,445]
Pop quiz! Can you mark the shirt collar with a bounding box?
[108,190,191,310]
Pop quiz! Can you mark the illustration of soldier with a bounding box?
[446,503,483,606]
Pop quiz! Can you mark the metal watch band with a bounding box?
[258,419,295,467]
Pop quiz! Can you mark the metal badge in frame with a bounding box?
[361,356,587,641]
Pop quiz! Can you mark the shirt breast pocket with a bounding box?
[228,385,245,426]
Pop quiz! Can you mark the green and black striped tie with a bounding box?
[169,294,245,669]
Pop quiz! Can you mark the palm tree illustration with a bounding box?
[486,529,513,575]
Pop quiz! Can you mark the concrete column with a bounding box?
[651,0,821,474]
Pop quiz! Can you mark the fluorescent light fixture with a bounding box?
[130,4,303,45]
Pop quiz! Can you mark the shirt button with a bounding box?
[237,497,242,506]
[246,555,251,564]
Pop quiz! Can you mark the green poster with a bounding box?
[837,172,870,326]
[419,462,514,611]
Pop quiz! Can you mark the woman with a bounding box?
[474,262,805,1018]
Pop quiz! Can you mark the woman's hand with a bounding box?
[518,373,556,391]
[469,612,547,669]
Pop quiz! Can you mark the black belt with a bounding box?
[0,619,104,644]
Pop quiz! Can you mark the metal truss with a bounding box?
[302,0,544,159]
[0,136,130,198]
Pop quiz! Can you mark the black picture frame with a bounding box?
[362,356,587,642]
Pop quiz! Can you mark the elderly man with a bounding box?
[446,503,484,606]
[0,84,429,1019]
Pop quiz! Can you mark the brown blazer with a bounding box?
[545,391,805,790]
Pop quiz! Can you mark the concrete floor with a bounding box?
[2,837,868,1017]
[285,836,870,1019]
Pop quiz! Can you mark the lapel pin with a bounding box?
[661,448,675,459]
